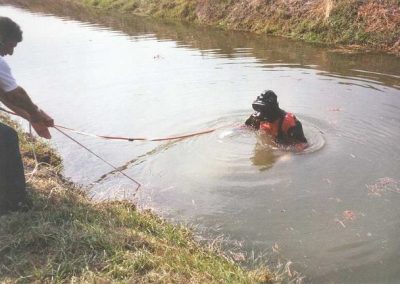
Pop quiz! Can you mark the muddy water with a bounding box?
[1,3,399,283]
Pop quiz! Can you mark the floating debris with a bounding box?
[153,54,164,60]
[285,261,293,278]
[272,242,280,253]
[335,210,357,229]
[328,107,342,112]
[366,177,400,197]
[334,218,346,228]
[342,210,356,221]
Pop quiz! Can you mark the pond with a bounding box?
[1,3,400,283]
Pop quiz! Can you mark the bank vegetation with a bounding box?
[0,114,276,283]
[72,0,400,54]
[4,0,399,54]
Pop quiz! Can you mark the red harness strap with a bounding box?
[259,120,279,137]
[281,113,296,135]
[259,113,296,138]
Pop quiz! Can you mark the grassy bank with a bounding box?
[0,114,272,283]
[70,0,400,54]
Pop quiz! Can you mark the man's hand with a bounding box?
[0,87,54,139]
[30,109,54,127]
[30,109,54,139]
[1,104,54,139]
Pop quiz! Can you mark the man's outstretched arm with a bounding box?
[0,86,54,138]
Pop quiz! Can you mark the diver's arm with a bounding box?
[288,120,308,151]
[288,120,307,143]
[245,113,261,129]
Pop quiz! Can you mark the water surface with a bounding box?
[1,4,400,283]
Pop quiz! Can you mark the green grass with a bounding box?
[0,114,272,283]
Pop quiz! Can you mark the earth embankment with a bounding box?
[73,0,400,54]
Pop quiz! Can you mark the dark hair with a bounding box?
[0,17,23,43]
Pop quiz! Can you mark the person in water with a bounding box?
[0,17,54,215]
[245,90,307,149]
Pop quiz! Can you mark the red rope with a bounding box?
[0,106,216,141]
[55,124,216,142]
[1,105,218,193]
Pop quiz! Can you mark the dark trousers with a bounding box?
[0,122,27,215]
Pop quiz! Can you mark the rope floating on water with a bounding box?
[1,107,216,142]
[55,125,216,142]
[1,106,217,194]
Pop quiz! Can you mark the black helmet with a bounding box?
[252,90,278,113]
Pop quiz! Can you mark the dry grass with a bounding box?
[66,0,400,54]
[2,0,398,53]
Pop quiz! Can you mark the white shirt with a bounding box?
[0,56,18,92]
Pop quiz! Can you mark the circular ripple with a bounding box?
[142,112,326,189]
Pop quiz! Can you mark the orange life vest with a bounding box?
[259,113,297,139]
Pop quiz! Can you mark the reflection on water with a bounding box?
[6,0,400,91]
[251,142,279,171]
[251,119,326,171]
[1,2,399,283]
